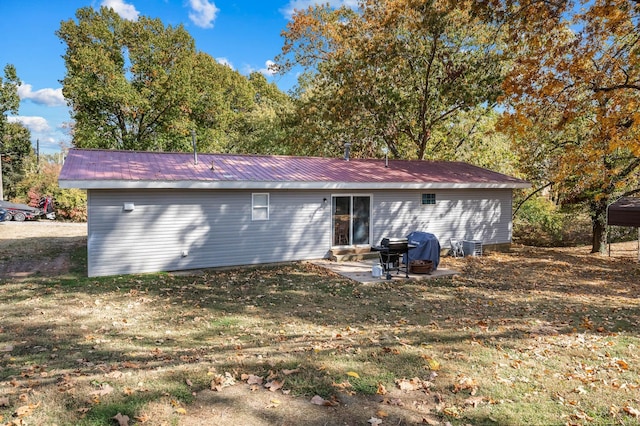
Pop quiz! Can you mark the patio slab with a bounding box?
[312,258,458,284]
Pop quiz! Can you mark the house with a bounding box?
[59,148,530,277]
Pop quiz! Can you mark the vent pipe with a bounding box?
[382,147,389,168]
[191,130,198,165]
[344,143,352,161]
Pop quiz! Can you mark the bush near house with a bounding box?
[14,161,87,221]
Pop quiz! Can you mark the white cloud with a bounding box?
[216,57,234,69]
[17,84,66,107]
[187,0,219,29]
[280,0,358,19]
[259,60,277,77]
[101,0,140,21]
[7,116,51,133]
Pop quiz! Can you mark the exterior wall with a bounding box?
[369,189,513,248]
[87,189,332,276]
[86,188,513,276]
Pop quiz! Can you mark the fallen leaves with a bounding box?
[395,377,433,392]
[13,402,40,418]
[623,405,640,418]
[453,375,478,395]
[112,412,130,426]
[264,379,284,392]
[211,372,236,391]
[89,383,114,397]
[310,395,339,406]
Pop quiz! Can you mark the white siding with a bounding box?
[86,188,513,276]
[87,189,332,276]
[370,189,512,247]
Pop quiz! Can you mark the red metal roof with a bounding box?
[59,148,530,190]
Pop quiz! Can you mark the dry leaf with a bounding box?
[112,412,130,426]
[265,380,284,392]
[395,377,432,391]
[13,402,40,418]
[134,413,151,423]
[282,368,300,375]
[376,383,387,395]
[310,395,339,406]
[624,405,640,418]
[175,407,187,415]
[211,372,236,391]
[463,396,485,408]
[90,383,114,397]
[246,374,263,385]
[0,397,9,407]
[453,376,478,395]
[368,417,383,425]
[347,371,360,379]
[266,398,281,408]
[616,359,630,370]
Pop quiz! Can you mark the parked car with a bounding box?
[0,208,7,222]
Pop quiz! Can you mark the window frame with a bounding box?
[252,193,270,221]
[421,193,436,205]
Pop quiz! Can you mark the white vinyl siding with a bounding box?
[85,188,513,276]
[370,189,512,248]
[86,189,331,276]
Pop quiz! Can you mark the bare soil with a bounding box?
[0,221,87,278]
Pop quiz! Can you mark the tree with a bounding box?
[230,72,295,155]
[1,122,34,200]
[277,0,505,160]
[58,6,291,154]
[499,0,640,253]
[188,53,255,153]
[1,64,23,200]
[58,7,199,150]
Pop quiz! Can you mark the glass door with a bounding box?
[332,195,371,246]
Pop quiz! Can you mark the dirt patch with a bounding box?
[0,221,87,279]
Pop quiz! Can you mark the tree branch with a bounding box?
[513,181,554,218]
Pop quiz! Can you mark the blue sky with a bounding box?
[0,0,357,154]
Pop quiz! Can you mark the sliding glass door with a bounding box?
[332,195,371,246]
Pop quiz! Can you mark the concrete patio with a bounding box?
[312,258,458,284]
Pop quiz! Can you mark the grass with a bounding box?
[1,233,640,425]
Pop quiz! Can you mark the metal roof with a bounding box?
[59,148,531,190]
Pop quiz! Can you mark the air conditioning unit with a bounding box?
[463,240,483,257]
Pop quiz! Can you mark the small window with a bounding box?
[252,193,269,220]
[421,193,436,205]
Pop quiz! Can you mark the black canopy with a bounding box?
[608,197,640,227]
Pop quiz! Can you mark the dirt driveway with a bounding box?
[0,221,87,278]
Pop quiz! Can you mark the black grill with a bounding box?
[375,237,411,278]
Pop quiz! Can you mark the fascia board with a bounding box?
[59,179,532,190]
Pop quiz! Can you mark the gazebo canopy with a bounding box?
[608,197,640,227]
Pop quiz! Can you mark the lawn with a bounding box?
[1,223,639,425]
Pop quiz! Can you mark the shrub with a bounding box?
[13,161,87,221]
[513,196,566,246]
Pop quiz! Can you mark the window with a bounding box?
[421,193,436,205]
[252,193,269,220]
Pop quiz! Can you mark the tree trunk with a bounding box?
[590,200,608,254]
